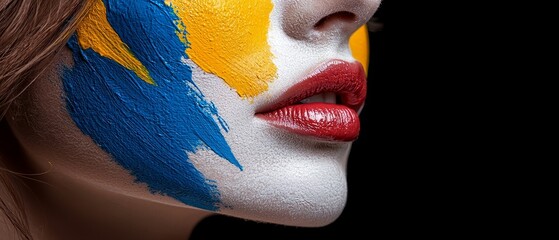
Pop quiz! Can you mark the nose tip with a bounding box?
[282,0,381,42]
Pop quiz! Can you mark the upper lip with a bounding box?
[255,59,367,114]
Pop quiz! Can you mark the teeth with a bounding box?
[300,93,337,104]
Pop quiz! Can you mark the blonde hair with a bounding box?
[0,0,92,238]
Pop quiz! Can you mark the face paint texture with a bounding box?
[64,0,242,211]
[349,25,370,75]
[76,0,154,85]
[166,0,277,99]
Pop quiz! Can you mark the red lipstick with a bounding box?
[256,59,367,142]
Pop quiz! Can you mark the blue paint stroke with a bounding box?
[63,0,241,211]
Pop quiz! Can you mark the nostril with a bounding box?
[313,11,356,31]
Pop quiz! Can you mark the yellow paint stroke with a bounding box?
[166,0,277,99]
[349,25,370,75]
[76,0,154,85]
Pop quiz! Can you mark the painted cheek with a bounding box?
[349,25,370,75]
[64,0,243,211]
[166,0,277,99]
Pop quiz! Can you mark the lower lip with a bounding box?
[256,102,360,142]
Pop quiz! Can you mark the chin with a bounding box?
[219,164,348,227]
[188,126,351,227]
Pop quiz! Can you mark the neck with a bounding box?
[26,178,213,240]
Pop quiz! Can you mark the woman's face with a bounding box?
[8,0,380,227]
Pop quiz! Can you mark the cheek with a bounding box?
[5,51,150,198]
[61,0,249,211]
[5,47,228,210]
[349,25,370,74]
[168,0,277,98]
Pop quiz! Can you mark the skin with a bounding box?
[2,0,380,239]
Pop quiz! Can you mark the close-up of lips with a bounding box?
[256,60,367,142]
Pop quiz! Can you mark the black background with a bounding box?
[191,2,392,239]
